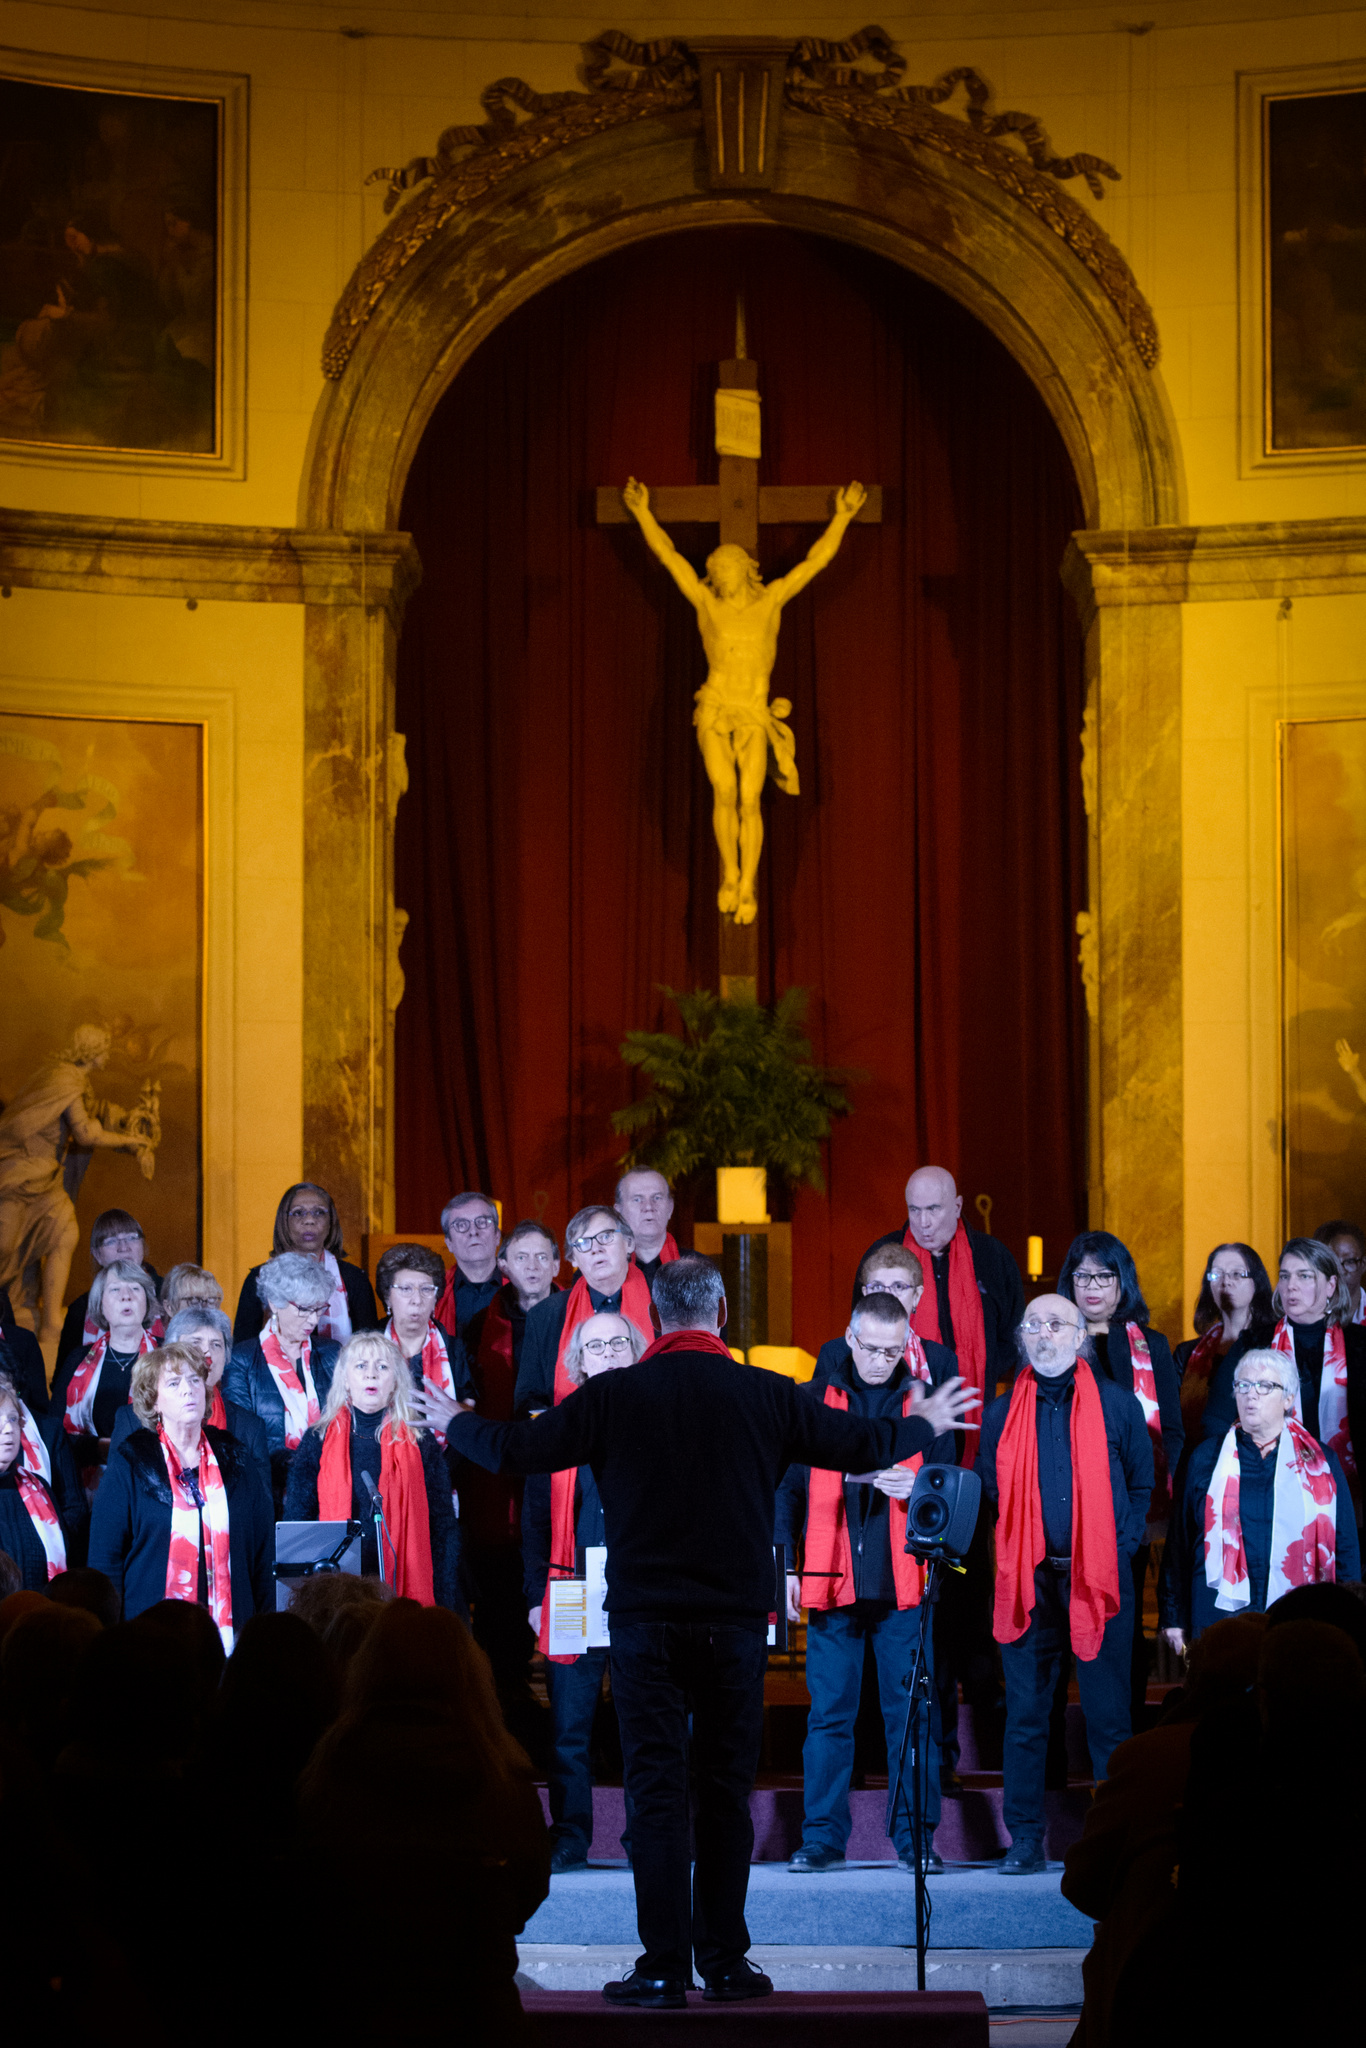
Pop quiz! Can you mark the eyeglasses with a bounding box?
[852,1337,905,1364]
[288,1206,329,1223]
[100,1234,143,1254]
[583,1335,632,1356]
[389,1282,438,1302]
[283,1302,321,1320]
[1207,1269,1254,1284]
[1232,1379,1287,1399]
[569,1229,621,1252]
[1021,1317,1080,1337]
[1335,1256,1363,1274]
[450,1216,497,1236]
[1072,1270,1118,1288]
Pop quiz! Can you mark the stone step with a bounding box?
[517,1944,1087,2003]
[521,1862,1095,1948]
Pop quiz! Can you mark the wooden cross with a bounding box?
[597,300,882,997]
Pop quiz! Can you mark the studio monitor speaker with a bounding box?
[904,1463,981,1561]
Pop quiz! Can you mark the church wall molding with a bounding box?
[1063,515,1366,621]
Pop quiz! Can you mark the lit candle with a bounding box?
[1026,1235,1043,1281]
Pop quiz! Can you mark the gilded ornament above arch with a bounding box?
[320,24,1158,381]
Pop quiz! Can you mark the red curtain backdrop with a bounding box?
[395,227,1087,1348]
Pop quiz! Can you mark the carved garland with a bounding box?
[321,25,1158,379]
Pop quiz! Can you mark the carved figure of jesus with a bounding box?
[623,477,867,925]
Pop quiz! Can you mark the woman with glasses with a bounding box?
[514,1205,655,1418]
[1161,1347,1358,1651]
[1058,1232,1183,1720]
[223,1252,341,1513]
[1315,1220,1366,1325]
[55,1207,163,1379]
[1268,1238,1364,1493]
[1173,1244,1277,1443]
[231,1182,378,1347]
[523,1310,647,1870]
[375,1242,474,1446]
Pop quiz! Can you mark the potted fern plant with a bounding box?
[611,986,856,1219]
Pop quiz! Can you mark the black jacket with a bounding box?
[0,1308,50,1419]
[856,1225,1025,1398]
[88,1424,275,1625]
[221,1337,339,1514]
[1163,1426,1360,1636]
[55,1267,163,1381]
[232,1259,378,1345]
[522,1463,605,1608]
[1090,1322,1183,1496]
[394,1323,475,1405]
[0,1413,88,1586]
[976,1366,1155,1564]
[281,1416,461,1612]
[514,1279,640,1419]
[451,1345,940,1627]
[107,1396,271,1500]
[775,1346,958,1605]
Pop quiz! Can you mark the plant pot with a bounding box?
[716,1166,769,1224]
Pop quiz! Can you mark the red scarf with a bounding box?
[434,1263,459,1338]
[905,1222,986,1468]
[539,1265,656,1664]
[462,1288,523,1547]
[802,1383,924,1610]
[1203,1416,1338,1610]
[385,1318,456,1446]
[14,1407,65,1581]
[318,1409,434,1604]
[903,1328,932,1385]
[159,1424,234,1649]
[206,1385,227,1430]
[1125,1323,1171,1531]
[1272,1320,1354,1490]
[638,1327,735,1362]
[1180,1324,1227,1434]
[63,1327,156,1436]
[992,1361,1121,1661]
[259,1326,321,1449]
[658,1232,681,1264]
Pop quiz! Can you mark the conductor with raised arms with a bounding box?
[448,1252,979,2008]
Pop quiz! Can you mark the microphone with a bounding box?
[360,1470,379,1507]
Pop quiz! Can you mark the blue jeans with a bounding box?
[1000,1560,1133,1838]
[608,1620,769,1979]
[802,1601,940,1858]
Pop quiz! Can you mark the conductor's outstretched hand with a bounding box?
[911,1374,982,1437]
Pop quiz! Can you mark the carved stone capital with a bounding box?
[1064,515,1366,623]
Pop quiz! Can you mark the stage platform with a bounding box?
[520,1987,989,2045]
[518,1942,1088,2005]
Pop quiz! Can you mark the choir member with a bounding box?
[374,1242,474,1442]
[232,1182,378,1345]
[977,1298,1153,1874]
[1161,1347,1358,1648]
[52,1261,159,1487]
[614,1171,681,1289]
[1172,1243,1276,1442]
[89,1342,275,1641]
[434,1190,504,1336]
[283,1332,460,1609]
[0,1366,83,1587]
[1315,1219,1366,1324]
[514,1206,654,1418]
[1269,1238,1365,1492]
[222,1252,340,1513]
[0,1287,49,1417]
[109,1306,271,1496]
[55,1208,162,1376]
[159,1262,223,1319]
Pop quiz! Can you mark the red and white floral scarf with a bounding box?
[158,1424,234,1649]
[1271,1319,1353,1487]
[1125,1322,1171,1534]
[14,1403,65,1580]
[385,1318,456,1446]
[260,1325,321,1449]
[903,1327,932,1386]
[63,1327,156,1436]
[1203,1416,1338,1611]
[315,1251,352,1345]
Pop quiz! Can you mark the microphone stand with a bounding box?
[887,1550,965,1991]
[369,1485,396,1588]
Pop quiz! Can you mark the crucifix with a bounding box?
[597,299,881,997]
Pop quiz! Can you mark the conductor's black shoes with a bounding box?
[999,1836,1047,1875]
[898,1846,944,1875]
[602,1968,688,2009]
[548,1837,588,1873]
[702,1960,774,2002]
[787,1843,846,1872]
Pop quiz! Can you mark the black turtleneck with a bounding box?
[351,1404,386,1573]
[1289,1320,1328,1438]
[1035,1365,1077,1557]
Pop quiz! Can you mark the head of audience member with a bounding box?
[87,1260,158,1348]
[214,1609,341,1796]
[846,1293,911,1386]
[1274,1237,1348,1328]
[0,1603,102,1766]
[46,1567,121,1630]
[288,1569,393,1669]
[1265,1581,1366,1667]
[376,1244,446,1353]
[1257,1620,1366,1743]
[1231,1346,1297,1449]
[256,1251,334,1355]
[1171,1613,1267,1720]
[858,1244,925,1322]
[130,1342,209,1450]
[562,1311,647,1390]
[1017,1295,1089,1377]
[1315,1220,1365,1319]
[903,1166,962,1253]
[564,1204,634,1296]
[270,1181,343,1262]
[159,1262,223,1319]
[317,1600,528,1782]
[164,1305,233,1389]
[137,1596,228,1697]
[614,1170,675,1263]
[319,1331,419,1435]
[498,1220,560,1311]
[1058,1231,1149,1335]
[441,1191,501,1284]
[88,1207,146,1279]
[1193,1242,1275,1339]
[0,1550,20,1599]
[653,1253,727,1336]
[64,1611,205,1779]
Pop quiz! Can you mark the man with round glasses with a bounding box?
[514,1205,655,1419]
[1162,1346,1358,1650]
[434,1190,504,1338]
[777,1287,959,1876]
[977,1296,1154,1874]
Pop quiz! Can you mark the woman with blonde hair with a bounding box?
[282,1331,459,1609]
[52,1259,160,1491]
[159,1263,223,1320]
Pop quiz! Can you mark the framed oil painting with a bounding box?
[0,50,246,476]
[1281,714,1366,1237]
[1239,63,1366,474]
[0,712,203,1358]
